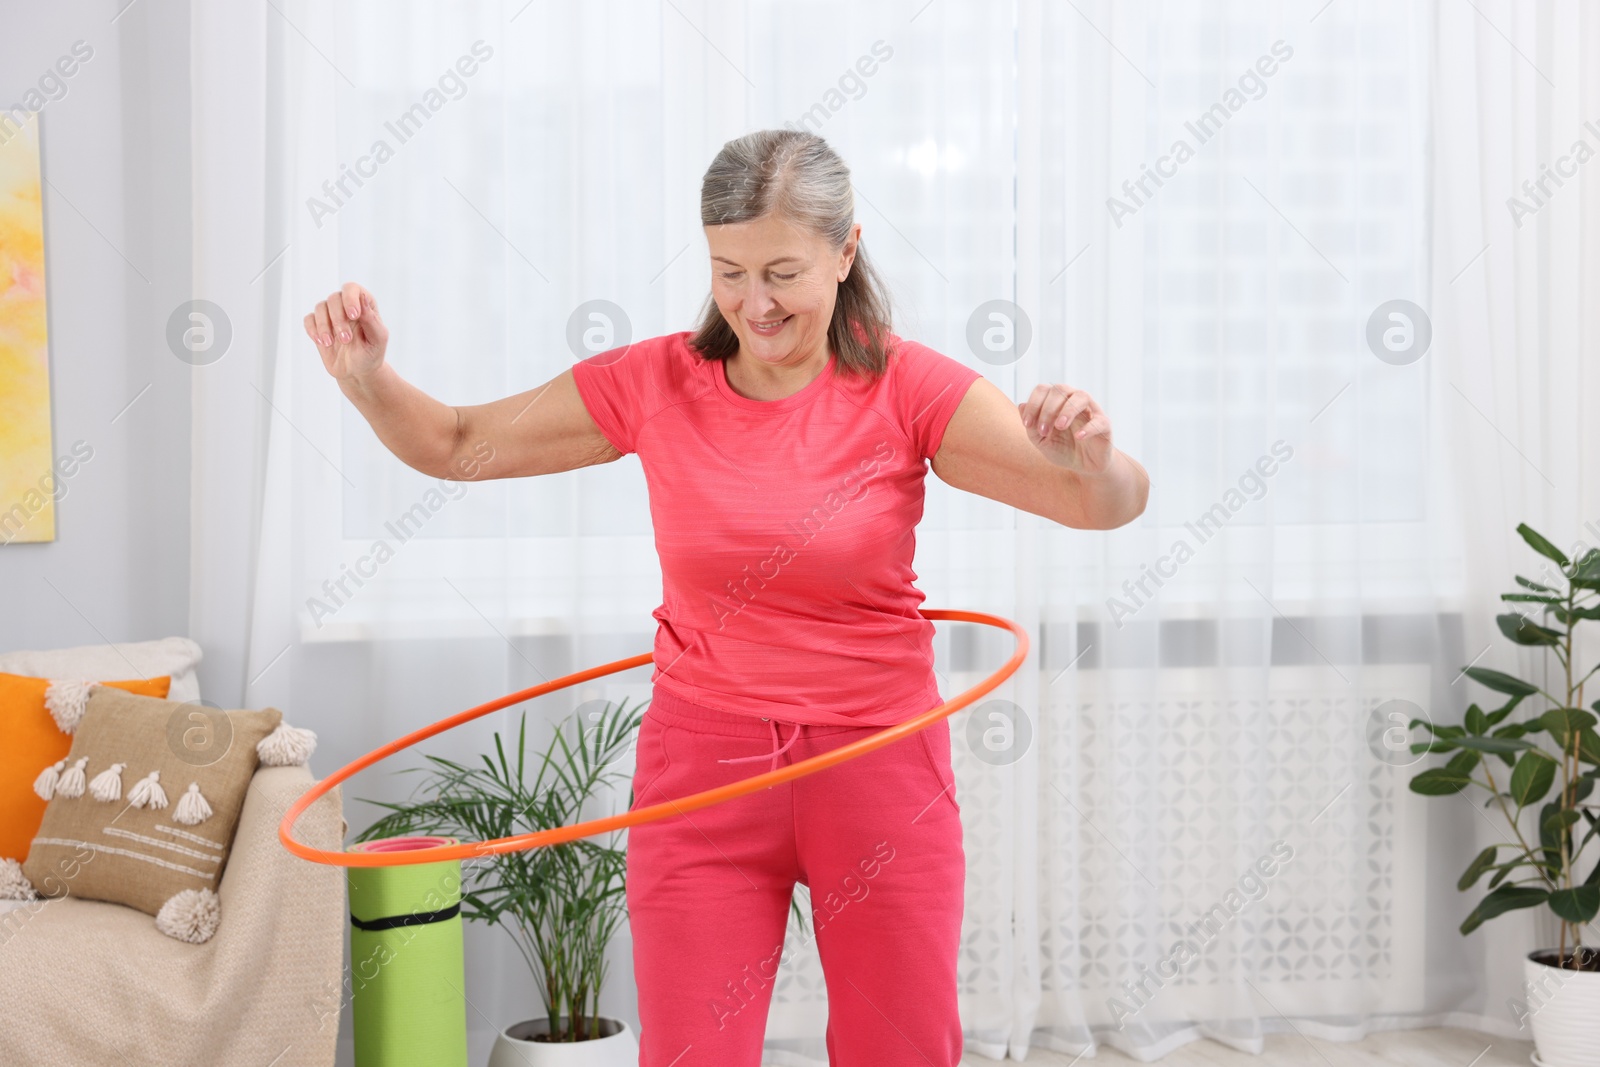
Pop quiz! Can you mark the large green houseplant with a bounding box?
[1408,523,1600,976]
[355,698,646,1048]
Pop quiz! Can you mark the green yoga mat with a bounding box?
[347,836,469,1067]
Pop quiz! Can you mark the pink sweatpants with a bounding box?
[626,686,966,1067]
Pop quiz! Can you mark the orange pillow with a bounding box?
[0,671,171,862]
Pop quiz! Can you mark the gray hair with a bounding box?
[689,129,894,377]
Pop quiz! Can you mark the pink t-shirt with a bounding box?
[571,330,983,727]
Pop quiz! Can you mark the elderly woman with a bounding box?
[307,129,1146,1066]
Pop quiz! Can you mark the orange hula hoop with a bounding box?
[279,609,1028,868]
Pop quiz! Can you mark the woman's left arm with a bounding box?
[930,378,1149,530]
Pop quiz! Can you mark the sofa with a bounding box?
[0,639,347,1066]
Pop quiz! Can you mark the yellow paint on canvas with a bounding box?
[0,112,54,544]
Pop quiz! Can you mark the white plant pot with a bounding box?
[486,1016,638,1067]
[1524,950,1600,1067]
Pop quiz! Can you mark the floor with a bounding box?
[338,1023,1535,1065]
[945,1027,1533,1066]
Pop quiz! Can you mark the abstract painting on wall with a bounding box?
[0,111,55,544]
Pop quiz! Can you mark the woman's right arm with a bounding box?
[306,282,622,481]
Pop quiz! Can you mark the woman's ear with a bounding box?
[838,222,862,282]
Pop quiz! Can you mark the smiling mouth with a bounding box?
[748,315,791,335]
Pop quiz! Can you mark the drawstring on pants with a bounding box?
[717,717,802,774]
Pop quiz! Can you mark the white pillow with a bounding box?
[0,637,202,703]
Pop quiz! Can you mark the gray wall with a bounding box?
[0,0,191,659]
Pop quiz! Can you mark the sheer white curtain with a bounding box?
[1023,0,1442,1058]
[184,0,1599,1062]
[1428,0,1600,1034]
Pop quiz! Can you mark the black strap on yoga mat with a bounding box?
[349,902,462,932]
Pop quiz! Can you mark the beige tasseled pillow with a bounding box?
[10,687,317,942]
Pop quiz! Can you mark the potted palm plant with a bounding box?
[1407,523,1599,1064]
[355,697,646,1066]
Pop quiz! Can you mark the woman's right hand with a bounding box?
[303,279,620,481]
[305,282,390,382]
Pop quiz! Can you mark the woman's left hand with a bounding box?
[1019,383,1116,476]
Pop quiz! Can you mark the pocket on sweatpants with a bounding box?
[916,720,961,818]
[631,708,674,809]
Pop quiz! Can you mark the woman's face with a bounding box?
[705,213,859,370]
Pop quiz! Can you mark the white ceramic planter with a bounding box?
[1524,950,1600,1067]
[486,1016,638,1067]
